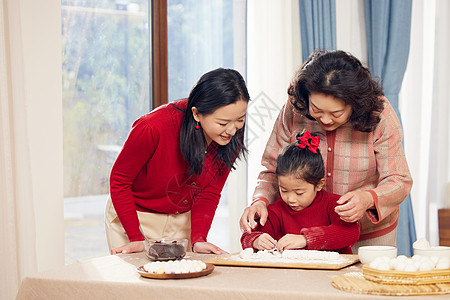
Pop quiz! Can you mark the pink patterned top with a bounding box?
[252,97,412,241]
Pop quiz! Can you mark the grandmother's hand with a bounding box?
[239,200,268,233]
[111,241,145,254]
[334,191,374,223]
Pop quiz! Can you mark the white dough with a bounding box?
[281,249,341,260]
[237,249,342,263]
[239,248,254,259]
[413,238,431,249]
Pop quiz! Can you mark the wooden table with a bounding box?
[16,252,449,299]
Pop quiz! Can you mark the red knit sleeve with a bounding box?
[190,166,230,246]
[300,193,360,252]
[240,232,263,250]
[239,204,282,250]
[110,116,158,242]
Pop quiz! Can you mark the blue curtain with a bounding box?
[299,0,336,61]
[364,0,416,256]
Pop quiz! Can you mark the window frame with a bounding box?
[151,0,168,107]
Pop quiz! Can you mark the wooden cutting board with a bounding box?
[205,253,359,270]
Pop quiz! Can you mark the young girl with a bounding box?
[107,68,250,255]
[241,131,360,254]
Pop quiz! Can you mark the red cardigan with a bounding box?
[241,190,360,254]
[110,99,231,245]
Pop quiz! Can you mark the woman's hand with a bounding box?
[111,241,145,254]
[239,200,269,233]
[335,191,374,223]
[192,242,228,255]
[253,233,277,251]
[277,234,306,252]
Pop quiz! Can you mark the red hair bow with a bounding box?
[297,131,320,153]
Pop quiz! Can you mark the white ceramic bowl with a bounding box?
[358,246,398,265]
[413,246,450,259]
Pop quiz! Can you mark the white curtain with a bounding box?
[1,1,64,299]
[246,0,302,201]
[400,0,450,245]
[337,0,450,246]
[0,1,36,298]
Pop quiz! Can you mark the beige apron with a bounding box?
[105,196,191,251]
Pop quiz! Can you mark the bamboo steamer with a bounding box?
[362,264,450,285]
[332,271,450,296]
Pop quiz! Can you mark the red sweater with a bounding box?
[241,190,360,254]
[110,99,231,245]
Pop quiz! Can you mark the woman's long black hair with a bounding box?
[179,68,250,176]
[287,50,384,132]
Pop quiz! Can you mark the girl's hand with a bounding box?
[335,191,374,223]
[192,242,228,255]
[253,233,277,251]
[239,200,269,233]
[111,241,145,254]
[277,234,306,252]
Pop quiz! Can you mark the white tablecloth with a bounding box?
[16,252,449,300]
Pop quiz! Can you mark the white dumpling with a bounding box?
[411,254,422,261]
[377,262,391,270]
[404,261,419,272]
[389,258,397,269]
[393,259,407,271]
[419,260,434,271]
[413,238,431,249]
[435,257,450,269]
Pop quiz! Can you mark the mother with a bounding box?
[240,50,412,251]
[107,68,250,255]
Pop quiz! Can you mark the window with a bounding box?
[166,0,246,250]
[167,0,240,100]
[62,0,246,262]
[62,0,151,263]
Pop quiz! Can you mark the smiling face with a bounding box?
[308,93,352,131]
[278,174,325,211]
[192,99,247,146]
